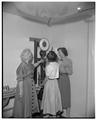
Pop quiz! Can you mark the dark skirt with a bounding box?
[38,87,44,100]
[58,73,71,109]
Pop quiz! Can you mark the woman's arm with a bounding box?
[16,64,24,97]
[34,59,44,68]
[65,61,73,75]
[18,81,23,97]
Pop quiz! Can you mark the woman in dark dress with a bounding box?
[13,48,43,118]
[57,47,73,117]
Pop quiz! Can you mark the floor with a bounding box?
[8,111,66,118]
[32,111,66,118]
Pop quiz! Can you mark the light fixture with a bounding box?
[77,7,81,11]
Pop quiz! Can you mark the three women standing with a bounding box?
[13,47,73,118]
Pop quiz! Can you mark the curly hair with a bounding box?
[47,51,58,62]
[20,48,33,64]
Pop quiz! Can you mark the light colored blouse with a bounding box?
[46,62,59,79]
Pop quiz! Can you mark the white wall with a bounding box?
[3,12,95,117]
[86,18,95,117]
[3,12,50,87]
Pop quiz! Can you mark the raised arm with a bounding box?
[34,59,44,68]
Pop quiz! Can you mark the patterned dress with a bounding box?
[13,62,39,118]
[41,62,62,115]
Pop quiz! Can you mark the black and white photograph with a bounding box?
[2,1,95,118]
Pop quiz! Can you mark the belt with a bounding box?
[48,78,58,80]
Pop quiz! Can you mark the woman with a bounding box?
[13,48,43,118]
[57,47,73,117]
[41,51,62,118]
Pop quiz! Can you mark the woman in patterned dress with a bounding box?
[13,48,43,118]
[57,47,73,117]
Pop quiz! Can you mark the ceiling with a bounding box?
[3,2,95,26]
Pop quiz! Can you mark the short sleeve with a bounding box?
[16,64,24,81]
[31,64,35,71]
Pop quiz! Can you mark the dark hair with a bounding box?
[47,51,58,62]
[40,50,46,58]
[57,47,68,56]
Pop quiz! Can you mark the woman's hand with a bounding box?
[40,83,44,88]
[40,59,44,63]
[34,59,44,68]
